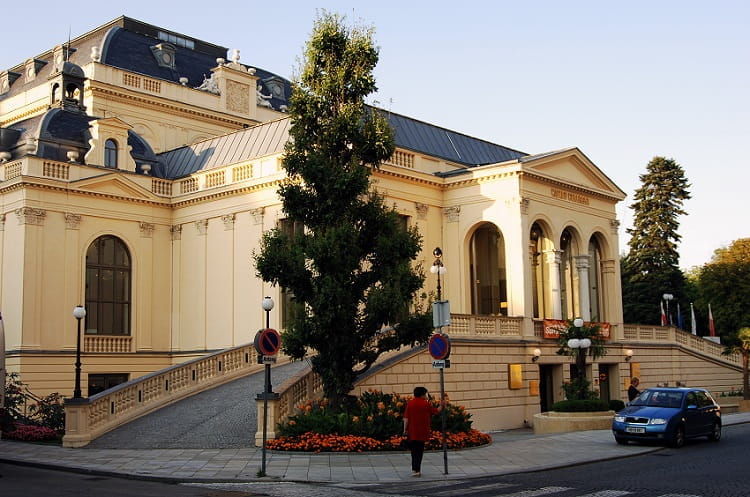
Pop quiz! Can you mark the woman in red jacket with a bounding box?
[403,386,445,477]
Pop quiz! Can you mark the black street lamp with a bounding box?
[567,317,590,399]
[430,247,446,301]
[72,305,86,399]
[259,296,274,476]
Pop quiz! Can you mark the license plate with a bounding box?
[625,427,645,434]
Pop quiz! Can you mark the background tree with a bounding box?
[622,156,691,325]
[724,327,750,400]
[255,13,433,409]
[694,238,750,341]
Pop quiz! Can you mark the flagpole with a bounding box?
[690,303,697,335]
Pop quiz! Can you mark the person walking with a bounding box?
[403,386,445,477]
[628,377,641,402]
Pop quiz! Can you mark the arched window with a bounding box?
[588,236,604,321]
[470,223,507,315]
[85,236,131,335]
[104,139,118,168]
[559,229,578,320]
[530,222,547,318]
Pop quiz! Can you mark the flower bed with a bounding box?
[268,389,491,452]
[2,423,60,442]
[266,429,491,452]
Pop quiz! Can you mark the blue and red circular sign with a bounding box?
[428,333,451,360]
[254,328,281,356]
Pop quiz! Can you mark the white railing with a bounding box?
[64,343,287,447]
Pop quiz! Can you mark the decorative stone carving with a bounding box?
[415,203,428,220]
[444,206,461,223]
[520,197,530,215]
[195,73,220,95]
[90,46,101,62]
[609,219,620,234]
[222,214,236,230]
[170,225,182,241]
[257,84,273,108]
[15,207,46,226]
[139,222,155,238]
[601,259,616,274]
[64,213,81,230]
[251,208,265,225]
[227,80,250,114]
[195,219,208,235]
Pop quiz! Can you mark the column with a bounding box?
[575,255,591,321]
[544,250,562,320]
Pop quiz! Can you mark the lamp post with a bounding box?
[72,305,86,399]
[260,296,274,476]
[430,247,449,475]
[663,294,674,326]
[430,247,446,301]
[567,317,590,399]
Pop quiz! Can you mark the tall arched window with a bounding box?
[85,236,131,335]
[588,236,604,321]
[470,223,507,315]
[530,223,547,318]
[559,229,579,320]
[104,139,118,168]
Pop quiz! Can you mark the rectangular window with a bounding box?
[88,373,129,396]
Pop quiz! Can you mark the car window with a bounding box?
[694,391,712,407]
[686,392,698,406]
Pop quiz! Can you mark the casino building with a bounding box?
[0,17,740,438]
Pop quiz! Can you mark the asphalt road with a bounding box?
[4,423,749,497]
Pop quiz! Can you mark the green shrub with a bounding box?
[550,399,610,412]
[608,399,626,412]
[562,378,599,401]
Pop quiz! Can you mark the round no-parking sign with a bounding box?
[254,328,281,356]
[428,333,451,360]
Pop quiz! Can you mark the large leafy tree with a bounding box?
[622,157,691,325]
[255,13,432,408]
[694,239,750,341]
[724,327,750,400]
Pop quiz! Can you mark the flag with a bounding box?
[690,303,697,335]
[677,303,684,330]
[660,301,667,326]
[708,303,716,337]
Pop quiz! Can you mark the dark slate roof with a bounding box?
[386,111,526,167]
[100,19,291,109]
[156,118,290,179]
[155,111,527,179]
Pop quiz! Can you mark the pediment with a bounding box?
[73,173,158,200]
[521,148,625,199]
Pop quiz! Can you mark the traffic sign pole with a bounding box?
[254,327,281,476]
[428,332,450,475]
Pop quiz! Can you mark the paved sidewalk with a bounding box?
[2,412,748,483]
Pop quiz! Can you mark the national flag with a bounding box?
[677,303,684,330]
[708,303,716,337]
[690,303,697,335]
[660,301,667,326]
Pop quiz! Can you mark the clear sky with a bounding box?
[3,1,748,269]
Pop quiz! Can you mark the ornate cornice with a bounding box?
[519,171,624,202]
[89,86,252,128]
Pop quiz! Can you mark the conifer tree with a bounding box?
[622,157,691,325]
[254,13,432,408]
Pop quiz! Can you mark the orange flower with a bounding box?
[352,416,360,423]
[367,415,373,422]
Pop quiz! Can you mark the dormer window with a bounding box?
[150,43,177,70]
[104,139,118,168]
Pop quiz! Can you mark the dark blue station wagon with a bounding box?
[612,387,721,448]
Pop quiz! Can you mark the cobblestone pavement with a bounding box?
[87,359,310,449]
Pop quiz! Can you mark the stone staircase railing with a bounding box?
[63,343,288,447]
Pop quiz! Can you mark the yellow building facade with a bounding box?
[1,17,741,433]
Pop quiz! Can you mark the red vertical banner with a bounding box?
[708,304,716,337]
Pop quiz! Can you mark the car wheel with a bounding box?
[615,436,628,445]
[669,425,685,448]
[707,422,721,442]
